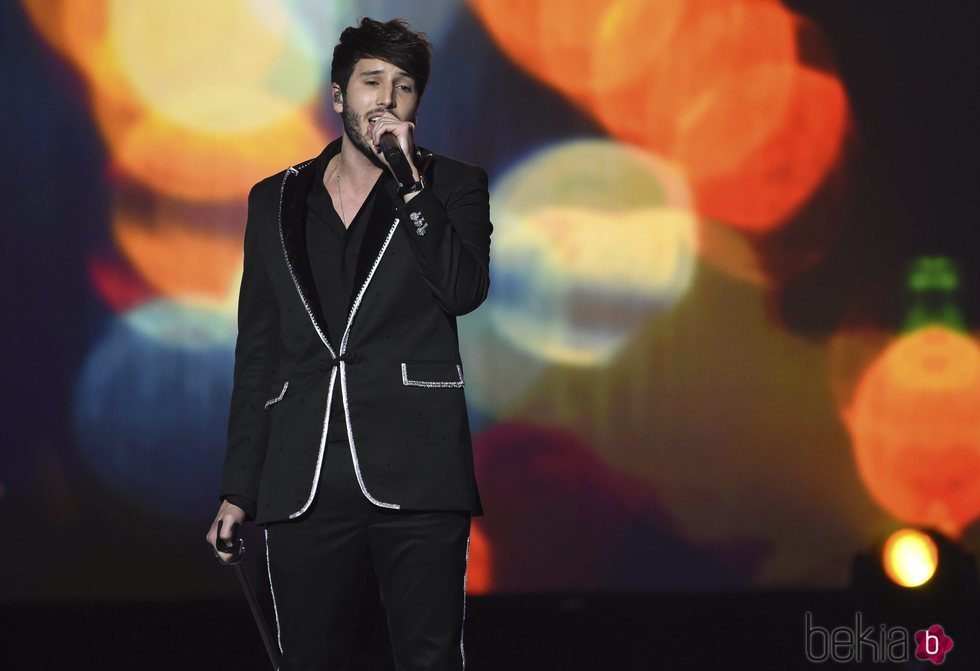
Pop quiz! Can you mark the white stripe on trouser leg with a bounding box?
[460,531,471,668]
[265,528,283,654]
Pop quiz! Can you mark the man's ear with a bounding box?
[331,84,343,111]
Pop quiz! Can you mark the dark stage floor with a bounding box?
[4,588,978,670]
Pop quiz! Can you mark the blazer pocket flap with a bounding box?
[264,380,289,410]
[401,361,464,388]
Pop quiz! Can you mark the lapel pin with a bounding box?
[410,211,428,236]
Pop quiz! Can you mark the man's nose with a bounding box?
[378,85,395,109]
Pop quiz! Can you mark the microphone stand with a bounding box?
[214,520,282,670]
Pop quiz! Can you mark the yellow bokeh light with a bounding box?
[534,206,692,365]
[881,529,938,588]
[92,87,329,201]
[489,141,698,366]
[23,0,333,201]
[527,206,698,294]
[107,0,320,133]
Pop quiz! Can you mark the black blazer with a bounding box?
[219,137,491,525]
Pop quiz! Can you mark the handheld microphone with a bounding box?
[379,132,417,188]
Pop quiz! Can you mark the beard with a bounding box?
[341,103,387,170]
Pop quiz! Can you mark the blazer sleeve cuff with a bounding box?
[221,494,256,522]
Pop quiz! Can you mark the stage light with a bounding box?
[850,529,979,668]
[882,528,938,588]
[852,527,978,649]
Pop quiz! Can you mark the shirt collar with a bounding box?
[311,136,403,190]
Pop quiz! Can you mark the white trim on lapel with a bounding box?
[279,160,350,520]
[337,215,403,510]
[339,217,400,354]
[278,161,335,358]
[288,366,337,519]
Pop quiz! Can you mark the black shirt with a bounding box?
[307,149,380,352]
[307,149,382,438]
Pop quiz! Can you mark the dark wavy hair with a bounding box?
[330,18,433,98]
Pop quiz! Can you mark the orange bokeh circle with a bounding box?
[845,326,980,538]
[466,520,493,594]
[112,211,243,306]
[588,0,797,157]
[688,65,849,231]
[469,0,686,104]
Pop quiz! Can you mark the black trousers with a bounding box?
[263,431,472,671]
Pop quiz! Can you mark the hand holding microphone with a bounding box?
[370,112,422,195]
[378,132,417,189]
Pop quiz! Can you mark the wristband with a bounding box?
[397,177,425,197]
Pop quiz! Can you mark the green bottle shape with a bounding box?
[903,256,966,333]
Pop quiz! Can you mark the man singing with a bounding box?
[205,17,491,670]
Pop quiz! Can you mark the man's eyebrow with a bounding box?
[358,68,414,79]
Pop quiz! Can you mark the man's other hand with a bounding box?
[206,500,246,562]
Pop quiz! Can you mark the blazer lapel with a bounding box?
[279,144,337,355]
[346,171,398,320]
[278,140,427,355]
[338,171,409,354]
[345,147,433,321]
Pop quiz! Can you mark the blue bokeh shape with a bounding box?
[73,300,235,522]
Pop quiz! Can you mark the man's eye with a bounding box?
[365,80,378,86]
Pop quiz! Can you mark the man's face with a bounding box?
[334,57,420,166]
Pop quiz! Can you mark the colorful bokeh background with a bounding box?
[3,0,980,599]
